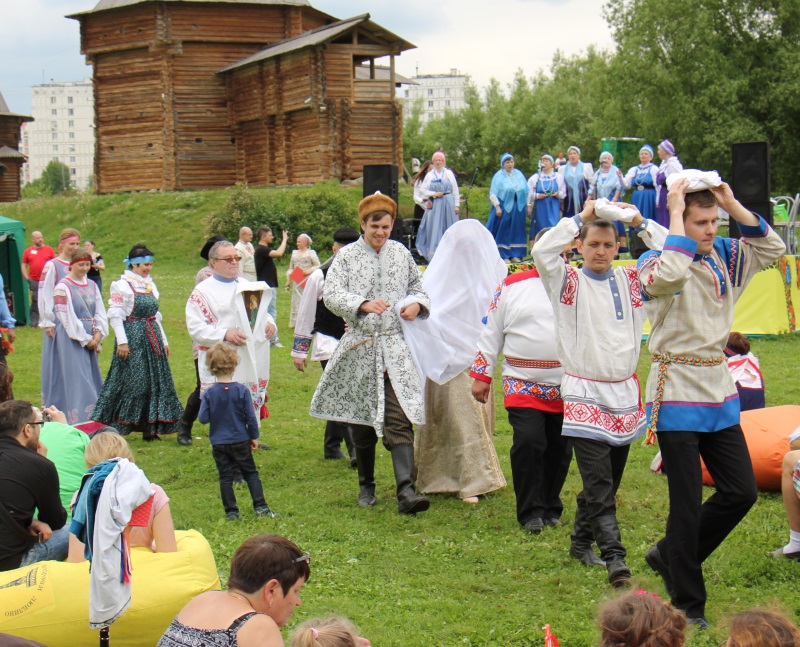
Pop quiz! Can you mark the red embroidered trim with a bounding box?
[189,290,217,324]
[560,266,578,306]
[487,283,503,312]
[564,401,643,434]
[623,265,643,308]
[471,351,490,376]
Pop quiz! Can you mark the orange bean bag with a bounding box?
[701,405,800,491]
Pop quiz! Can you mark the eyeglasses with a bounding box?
[214,256,241,263]
[293,551,311,564]
[560,252,575,260]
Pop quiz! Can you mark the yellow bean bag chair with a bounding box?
[0,530,220,647]
[701,405,800,491]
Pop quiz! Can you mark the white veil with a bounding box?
[400,219,508,386]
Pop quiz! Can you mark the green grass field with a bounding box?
[2,190,799,646]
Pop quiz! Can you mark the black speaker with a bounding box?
[731,142,770,202]
[363,164,399,204]
[728,200,773,238]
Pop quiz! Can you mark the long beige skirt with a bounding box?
[415,370,507,498]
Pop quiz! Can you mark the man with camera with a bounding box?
[0,400,68,571]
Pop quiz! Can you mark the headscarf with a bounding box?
[500,152,513,167]
[491,154,528,214]
[658,140,675,156]
[541,154,554,164]
[568,145,581,156]
[599,151,613,163]
[640,144,654,158]
[432,151,446,163]
[400,219,508,386]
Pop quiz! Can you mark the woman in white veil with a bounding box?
[401,219,508,502]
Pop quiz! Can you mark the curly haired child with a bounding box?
[598,590,686,647]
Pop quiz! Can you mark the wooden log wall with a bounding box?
[0,161,23,202]
[80,4,157,55]
[0,119,26,149]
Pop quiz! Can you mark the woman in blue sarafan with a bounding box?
[486,152,529,262]
[622,144,659,221]
[557,145,594,219]
[416,151,460,262]
[589,151,628,250]
[527,154,565,241]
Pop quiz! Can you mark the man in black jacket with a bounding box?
[0,400,68,571]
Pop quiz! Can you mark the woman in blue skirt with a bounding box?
[623,144,659,221]
[558,145,593,219]
[416,151,460,262]
[527,154,565,241]
[590,151,627,250]
[486,152,529,262]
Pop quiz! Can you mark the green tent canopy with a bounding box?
[0,215,28,325]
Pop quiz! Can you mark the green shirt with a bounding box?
[39,422,90,520]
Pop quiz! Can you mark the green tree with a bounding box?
[38,160,73,196]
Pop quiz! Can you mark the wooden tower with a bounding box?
[0,92,33,202]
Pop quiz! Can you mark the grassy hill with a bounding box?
[1,187,799,646]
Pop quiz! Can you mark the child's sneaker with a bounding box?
[255,506,279,518]
[226,511,240,521]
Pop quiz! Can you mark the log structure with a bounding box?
[0,92,32,202]
[68,1,414,193]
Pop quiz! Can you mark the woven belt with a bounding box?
[645,353,725,445]
[506,357,561,369]
[126,314,162,355]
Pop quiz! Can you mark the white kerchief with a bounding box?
[666,169,722,192]
[594,198,638,223]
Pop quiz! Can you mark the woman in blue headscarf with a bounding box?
[655,139,683,227]
[589,151,627,250]
[527,154,565,241]
[622,144,659,221]
[557,145,593,218]
[486,153,529,262]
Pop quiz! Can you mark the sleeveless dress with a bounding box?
[562,162,590,218]
[40,259,71,409]
[157,611,266,647]
[43,278,104,424]
[416,172,459,262]
[530,174,561,239]
[486,168,529,260]
[92,282,183,435]
[629,164,657,221]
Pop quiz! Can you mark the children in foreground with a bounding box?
[199,342,277,521]
[598,590,686,647]
[290,617,371,647]
[726,609,800,647]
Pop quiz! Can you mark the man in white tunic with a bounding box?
[310,193,431,515]
[292,227,361,465]
[638,179,785,628]
[533,201,667,587]
[234,227,256,282]
[186,241,276,418]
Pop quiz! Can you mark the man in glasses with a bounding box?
[186,241,276,424]
[470,228,573,537]
[532,199,667,588]
[0,400,68,571]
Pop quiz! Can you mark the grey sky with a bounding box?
[1,0,616,115]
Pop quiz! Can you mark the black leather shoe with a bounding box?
[544,517,562,527]
[523,518,545,534]
[645,545,675,597]
[687,616,709,631]
[358,485,377,507]
[569,544,606,567]
[607,557,631,588]
[177,434,192,446]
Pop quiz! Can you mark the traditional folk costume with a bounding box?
[310,197,431,513]
[416,164,460,262]
[527,165,566,240]
[558,149,594,218]
[655,140,683,227]
[638,214,784,619]
[724,348,765,411]
[186,274,274,418]
[590,159,626,240]
[292,227,361,463]
[44,275,108,424]
[623,157,659,221]
[39,257,71,406]
[533,214,667,583]
[286,245,320,328]
[402,220,507,501]
[92,271,183,437]
[470,262,571,529]
[486,153,529,261]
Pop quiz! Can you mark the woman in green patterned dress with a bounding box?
[92,244,183,440]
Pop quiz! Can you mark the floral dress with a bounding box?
[92,272,183,436]
[286,248,320,328]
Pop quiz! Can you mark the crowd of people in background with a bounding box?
[2,145,800,646]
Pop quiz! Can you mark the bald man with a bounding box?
[21,231,55,327]
[234,227,256,282]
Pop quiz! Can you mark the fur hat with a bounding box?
[358,191,397,222]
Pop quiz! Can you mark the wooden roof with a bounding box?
[0,146,26,161]
[68,0,310,16]
[219,13,415,73]
[0,91,32,121]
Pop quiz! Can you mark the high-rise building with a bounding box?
[405,69,468,124]
[21,80,94,191]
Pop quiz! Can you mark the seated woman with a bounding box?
[67,431,177,559]
[157,534,310,647]
[724,332,765,411]
[771,447,800,561]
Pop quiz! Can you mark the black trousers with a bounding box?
[656,425,757,618]
[507,407,572,525]
[211,441,266,514]
[350,374,414,451]
[571,438,630,544]
[28,277,39,327]
[181,359,202,426]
